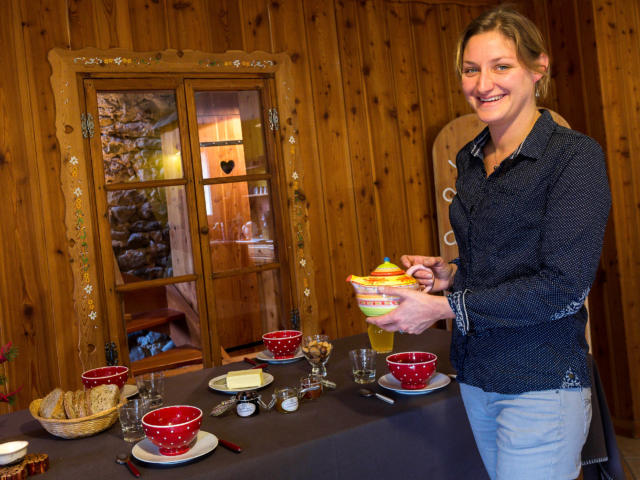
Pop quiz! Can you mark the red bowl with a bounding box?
[386,352,437,390]
[81,365,129,389]
[142,405,202,456]
[262,330,302,359]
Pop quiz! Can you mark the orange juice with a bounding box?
[367,324,394,353]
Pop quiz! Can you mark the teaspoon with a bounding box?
[116,453,141,478]
[358,388,395,404]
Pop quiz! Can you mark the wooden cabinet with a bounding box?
[78,71,294,372]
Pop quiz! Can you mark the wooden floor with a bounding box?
[618,435,640,479]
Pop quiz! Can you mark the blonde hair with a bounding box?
[455,5,550,98]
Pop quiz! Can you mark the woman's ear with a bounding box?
[534,53,550,82]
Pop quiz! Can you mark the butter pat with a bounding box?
[226,369,263,389]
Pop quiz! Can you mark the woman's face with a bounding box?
[461,31,543,128]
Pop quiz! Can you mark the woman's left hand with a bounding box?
[366,286,454,335]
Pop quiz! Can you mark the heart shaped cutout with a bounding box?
[220,160,235,174]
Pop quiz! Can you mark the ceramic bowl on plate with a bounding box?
[0,441,28,466]
[81,365,129,389]
[142,405,202,456]
[386,351,437,390]
[262,330,303,359]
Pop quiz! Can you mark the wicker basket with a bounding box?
[29,398,125,439]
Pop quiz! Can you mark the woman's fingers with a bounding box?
[406,264,430,277]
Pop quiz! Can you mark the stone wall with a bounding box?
[98,92,177,281]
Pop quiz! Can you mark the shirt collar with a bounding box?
[468,109,556,162]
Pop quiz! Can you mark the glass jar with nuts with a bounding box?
[301,334,333,377]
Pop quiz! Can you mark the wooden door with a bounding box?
[184,78,293,352]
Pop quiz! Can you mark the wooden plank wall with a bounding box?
[1,0,639,435]
[589,0,640,437]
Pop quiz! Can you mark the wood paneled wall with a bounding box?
[1,0,638,436]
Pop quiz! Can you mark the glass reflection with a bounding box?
[195,90,267,179]
[203,181,276,271]
[109,186,194,282]
[97,91,183,183]
[213,270,282,349]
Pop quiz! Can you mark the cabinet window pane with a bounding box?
[213,270,281,348]
[109,186,194,282]
[122,281,201,362]
[196,91,267,178]
[97,91,184,183]
[204,182,276,271]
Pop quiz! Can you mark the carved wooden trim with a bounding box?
[48,48,317,366]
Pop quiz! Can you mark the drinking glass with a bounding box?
[135,371,165,408]
[367,325,394,353]
[118,398,149,443]
[349,348,376,384]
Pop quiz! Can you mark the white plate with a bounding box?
[122,384,138,398]
[255,349,304,364]
[378,372,451,395]
[132,430,218,465]
[208,372,274,394]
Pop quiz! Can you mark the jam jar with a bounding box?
[274,387,299,413]
[235,390,260,417]
[299,374,323,400]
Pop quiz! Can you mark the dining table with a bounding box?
[0,328,622,479]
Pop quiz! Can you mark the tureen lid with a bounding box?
[349,257,417,287]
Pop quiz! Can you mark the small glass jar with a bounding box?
[235,391,260,417]
[299,374,323,400]
[274,387,299,413]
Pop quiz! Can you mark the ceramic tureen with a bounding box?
[347,257,419,316]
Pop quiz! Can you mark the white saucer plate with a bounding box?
[132,430,218,465]
[122,384,138,398]
[378,372,451,395]
[255,349,304,364]
[208,372,274,394]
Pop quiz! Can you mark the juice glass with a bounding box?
[367,324,394,353]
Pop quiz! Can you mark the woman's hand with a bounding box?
[401,255,456,293]
[366,286,454,335]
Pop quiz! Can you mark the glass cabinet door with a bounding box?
[83,76,293,370]
[186,80,292,352]
[84,79,208,372]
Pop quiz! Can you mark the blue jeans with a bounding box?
[459,383,592,480]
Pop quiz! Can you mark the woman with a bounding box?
[367,6,611,479]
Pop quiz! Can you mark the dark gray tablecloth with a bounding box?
[1,329,487,479]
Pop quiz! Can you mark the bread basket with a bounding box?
[29,398,125,439]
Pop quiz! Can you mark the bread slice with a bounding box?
[73,389,87,418]
[63,390,77,419]
[38,388,65,419]
[87,384,120,415]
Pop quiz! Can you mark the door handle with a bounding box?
[200,226,209,234]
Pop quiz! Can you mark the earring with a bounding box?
[535,85,540,98]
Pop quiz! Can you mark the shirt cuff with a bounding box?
[446,289,471,335]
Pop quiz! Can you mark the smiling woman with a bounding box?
[366,5,611,480]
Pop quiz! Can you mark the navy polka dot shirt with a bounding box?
[446,110,611,394]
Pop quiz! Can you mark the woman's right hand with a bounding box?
[401,255,456,293]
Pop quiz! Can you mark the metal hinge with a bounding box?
[290,308,300,330]
[268,108,279,131]
[105,341,119,366]
[81,112,95,138]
